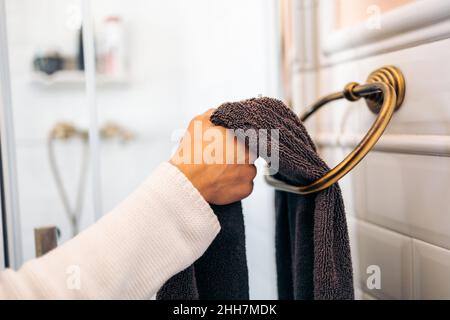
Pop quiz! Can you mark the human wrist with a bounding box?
[169,160,211,202]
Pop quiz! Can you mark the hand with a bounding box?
[170,109,257,205]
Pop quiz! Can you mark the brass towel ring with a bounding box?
[265,65,406,195]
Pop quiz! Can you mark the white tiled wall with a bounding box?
[347,215,413,299]
[347,149,450,300]
[352,152,450,250]
[324,146,450,300]
[286,0,450,300]
[413,240,450,299]
[307,28,450,298]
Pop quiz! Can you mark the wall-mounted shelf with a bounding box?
[30,70,130,87]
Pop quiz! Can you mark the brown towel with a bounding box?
[158,96,353,300]
[210,97,354,300]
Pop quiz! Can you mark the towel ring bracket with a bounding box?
[265,65,406,195]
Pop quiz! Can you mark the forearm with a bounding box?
[0,162,220,299]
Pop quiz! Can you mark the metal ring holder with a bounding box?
[265,65,406,195]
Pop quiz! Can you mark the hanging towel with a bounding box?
[157,202,249,299]
[158,97,353,300]
[210,97,354,300]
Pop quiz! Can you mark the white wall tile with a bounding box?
[318,39,450,137]
[413,239,450,299]
[351,151,450,250]
[16,142,96,261]
[354,287,365,300]
[347,216,413,299]
[319,147,356,216]
[362,292,377,300]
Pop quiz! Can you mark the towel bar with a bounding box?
[265,65,406,195]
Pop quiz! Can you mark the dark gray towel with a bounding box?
[157,202,249,299]
[158,97,353,300]
[210,97,354,300]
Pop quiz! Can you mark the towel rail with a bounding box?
[265,65,406,195]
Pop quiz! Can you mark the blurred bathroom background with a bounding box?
[2,0,280,298]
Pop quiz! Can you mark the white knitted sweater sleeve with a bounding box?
[0,162,220,299]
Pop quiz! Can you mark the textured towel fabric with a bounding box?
[157,202,249,299]
[210,97,354,300]
[158,97,353,300]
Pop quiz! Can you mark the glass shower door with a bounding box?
[0,0,102,268]
[0,0,280,298]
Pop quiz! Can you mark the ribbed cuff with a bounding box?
[148,162,220,240]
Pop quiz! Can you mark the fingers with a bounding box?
[204,108,216,117]
[238,165,256,199]
[199,108,258,165]
[234,142,257,164]
[187,108,258,166]
[239,182,254,200]
[216,181,254,205]
[244,145,258,164]
[241,165,257,198]
[210,164,256,204]
[190,108,215,125]
[237,164,257,185]
[245,164,257,180]
[251,164,257,179]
